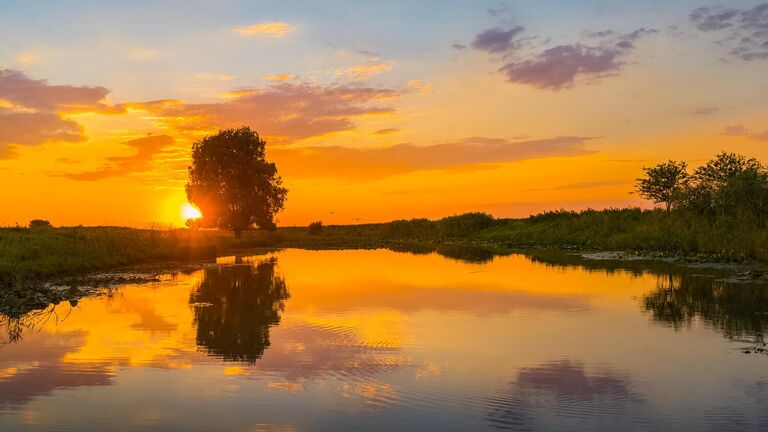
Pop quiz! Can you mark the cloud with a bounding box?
[487,6,510,17]
[690,3,768,61]
[471,26,526,53]
[406,79,433,94]
[525,180,628,192]
[124,82,397,143]
[268,136,595,179]
[500,44,626,90]
[722,124,768,141]
[234,22,292,38]
[335,63,393,81]
[194,72,237,81]
[471,27,656,90]
[60,135,175,181]
[125,46,158,62]
[374,128,400,135]
[689,106,719,116]
[0,69,113,155]
[0,69,109,111]
[15,52,40,66]
[0,111,84,148]
[452,43,467,50]
[262,73,297,82]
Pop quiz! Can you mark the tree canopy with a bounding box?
[636,152,768,227]
[635,160,688,211]
[186,127,287,236]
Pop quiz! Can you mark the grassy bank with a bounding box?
[2,208,767,292]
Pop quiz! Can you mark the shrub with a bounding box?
[308,221,323,235]
[28,219,52,229]
[438,212,496,237]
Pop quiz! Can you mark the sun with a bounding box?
[181,203,202,220]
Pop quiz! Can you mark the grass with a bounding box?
[3,209,768,295]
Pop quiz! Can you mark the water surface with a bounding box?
[1,249,768,431]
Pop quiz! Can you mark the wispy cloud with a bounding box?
[722,124,768,141]
[269,136,595,179]
[690,3,768,61]
[374,128,400,135]
[689,106,719,116]
[122,82,398,143]
[406,79,433,94]
[59,135,175,181]
[234,22,292,38]
[335,63,393,81]
[125,46,158,62]
[262,73,297,82]
[15,52,40,66]
[194,72,237,81]
[525,180,628,192]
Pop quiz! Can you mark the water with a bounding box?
[1,248,768,431]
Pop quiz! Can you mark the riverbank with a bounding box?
[2,209,767,297]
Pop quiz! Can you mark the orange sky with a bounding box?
[1,1,767,227]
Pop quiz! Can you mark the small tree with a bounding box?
[635,160,688,211]
[186,127,288,237]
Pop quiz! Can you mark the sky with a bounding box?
[0,0,767,227]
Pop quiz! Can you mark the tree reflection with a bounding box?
[642,274,768,339]
[190,258,289,363]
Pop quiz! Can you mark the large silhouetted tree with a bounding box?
[186,127,287,237]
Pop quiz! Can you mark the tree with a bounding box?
[186,127,287,237]
[682,152,768,221]
[635,160,689,211]
[691,151,761,190]
[28,219,52,229]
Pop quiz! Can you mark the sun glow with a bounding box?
[182,203,202,220]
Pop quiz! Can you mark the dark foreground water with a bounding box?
[2,249,768,431]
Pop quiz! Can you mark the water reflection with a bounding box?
[191,258,289,362]
[2,248,768,431]
[642,274,768,339]
[486,360,642,431]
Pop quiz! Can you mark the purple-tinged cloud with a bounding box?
[0,69,115,156]
[500,44,625,90]
[690,3,768,61]
[722,124,768,141]
[0,69,110,111]
[690,6,740,31]
[0,111,84,146]
[126,82,397,143]
[472,26,525,53]
[471,26,655,90]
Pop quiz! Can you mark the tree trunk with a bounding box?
[234,229,242,238]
